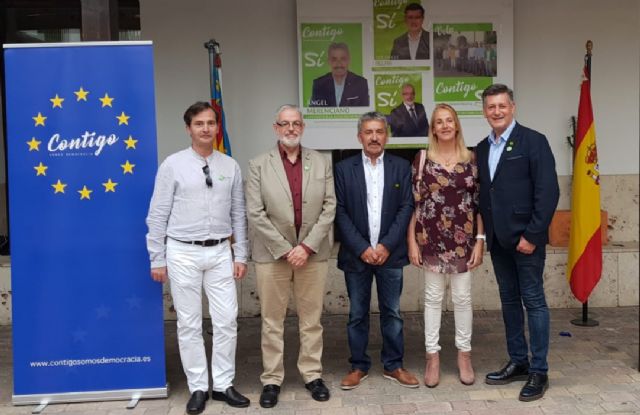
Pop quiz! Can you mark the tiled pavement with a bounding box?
[1,307,638,414]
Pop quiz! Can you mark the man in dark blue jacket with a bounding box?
[476,84,559,402]
[309,43,369,107]
[334,112,418,391]
[387,83,429,137]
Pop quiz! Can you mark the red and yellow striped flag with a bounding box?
[211,54,231,156]
[567,65,602,303]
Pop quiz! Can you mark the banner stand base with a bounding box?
[32,403,47,414]
[12,385,169,407]
[127,394,141,409]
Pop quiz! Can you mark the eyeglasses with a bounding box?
[275,120,304,129]
[202,164,213,188]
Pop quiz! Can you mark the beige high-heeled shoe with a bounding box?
[424,352,440,388]
[458,350,475,385]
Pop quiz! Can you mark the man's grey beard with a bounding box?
[279,136,301,148]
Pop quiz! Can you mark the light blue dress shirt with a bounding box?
[488,120,516,180]
[334,81,345,106]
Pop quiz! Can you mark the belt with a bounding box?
[171,237,228,247]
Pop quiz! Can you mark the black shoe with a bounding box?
[210,386,250,408]
[186,390,208,415]
[259,384,281,408]
[519,373,549,401]
[305,378,330,401]
[485,361,530,385]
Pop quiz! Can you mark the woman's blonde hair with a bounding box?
[426,103,471,163]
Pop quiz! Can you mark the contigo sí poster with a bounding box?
[297,0,513,149]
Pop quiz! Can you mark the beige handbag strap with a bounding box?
[417,149,427,181]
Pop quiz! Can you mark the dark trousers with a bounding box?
[344,266,404,372]
[490,240,550,374]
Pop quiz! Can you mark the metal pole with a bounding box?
[585,40,592,78]
[571,40,598,328]
[203,39,219,100]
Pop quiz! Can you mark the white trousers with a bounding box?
[424,270,472,353]
[166,238,238,393]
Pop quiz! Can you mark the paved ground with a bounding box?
[1,307,638,414]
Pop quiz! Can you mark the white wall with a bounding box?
[140,0,298,174]
[141,0,639,176]
[513,0,639,176]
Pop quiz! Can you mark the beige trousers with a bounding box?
[256,260,327,385]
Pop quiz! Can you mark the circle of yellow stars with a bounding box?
[27,86,140,200]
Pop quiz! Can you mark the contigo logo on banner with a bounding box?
[27,86,138,200]
[48,131,119,156]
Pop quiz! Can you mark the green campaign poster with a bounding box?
[300,23,363,107]
[432,22,496,114]
[373,0,419,61]
[434,77,493,102]
[374,73,423,114]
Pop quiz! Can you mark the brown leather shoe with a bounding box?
[340,369,368,390]
[383,368,419,388]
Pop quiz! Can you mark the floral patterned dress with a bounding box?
[412,153,479,274]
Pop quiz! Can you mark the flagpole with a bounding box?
[203,39,222,336]
[204,39,219,99]
[571,40,599,327]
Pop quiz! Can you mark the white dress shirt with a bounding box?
[362,151,385,247]
[404,102,417,121]
[146,147,248,267]
[408,34,420,60]
[334,80,345,106]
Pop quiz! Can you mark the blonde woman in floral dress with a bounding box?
[407,103,485,387]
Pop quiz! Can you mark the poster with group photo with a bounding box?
[433,23,497,116]
[297,0,513,149]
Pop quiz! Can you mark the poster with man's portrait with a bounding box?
[373,1,431,64]
[300,23,368,112]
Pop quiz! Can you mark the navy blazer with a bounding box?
[334,153,414,272]
[309,71,370,107]
[476,122,560,251]
[388,102,429,137]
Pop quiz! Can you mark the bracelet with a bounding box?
[475,234,486,240]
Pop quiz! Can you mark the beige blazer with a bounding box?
[246,146,336,262]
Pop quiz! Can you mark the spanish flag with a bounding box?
[567,65,602,303]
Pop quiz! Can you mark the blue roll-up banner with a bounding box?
[4,42,167,405]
